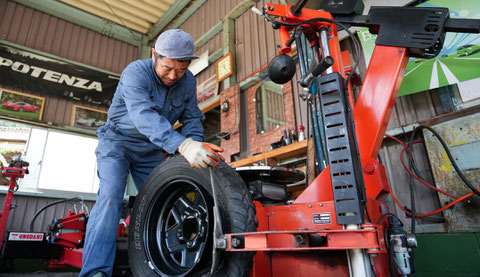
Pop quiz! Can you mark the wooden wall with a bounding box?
[0,0,139,126]
[0,0,138,74]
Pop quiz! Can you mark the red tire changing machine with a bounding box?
[0,158,128,270]
[213,1,480,276]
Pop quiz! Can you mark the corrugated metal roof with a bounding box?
[56,0,176,34]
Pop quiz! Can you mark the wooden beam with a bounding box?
[11,0,142,46]
[200,95,221,113]
[139,35,152,59]
[222,18,236,89]
[194,22,223,51]
[170,0,207,29]
[226,0,256,20]
[208,49,223,64]
[148,0,191,41]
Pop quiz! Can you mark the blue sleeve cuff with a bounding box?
[163,132,187,154]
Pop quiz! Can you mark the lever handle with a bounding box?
[300,56,334,87]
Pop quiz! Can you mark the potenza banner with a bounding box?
[0,44,119,106]
[357,0,480,96]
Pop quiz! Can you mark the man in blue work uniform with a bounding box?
[80,29,224,277]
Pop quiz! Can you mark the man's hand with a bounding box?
[178,138,225,168]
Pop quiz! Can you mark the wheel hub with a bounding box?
[176,209,207,250]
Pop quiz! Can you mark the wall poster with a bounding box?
[357,0,480,96]
[0,88,45,121]
[196,75,218,104]
[70,105,108,130]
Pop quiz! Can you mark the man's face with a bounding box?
[152,49,190,87]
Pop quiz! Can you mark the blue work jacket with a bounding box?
[97,59,205,154]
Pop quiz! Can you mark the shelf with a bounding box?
[229,139,310,168]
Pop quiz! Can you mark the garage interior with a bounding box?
[0,0,479,276]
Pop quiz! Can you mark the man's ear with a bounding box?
[151,48,156,60]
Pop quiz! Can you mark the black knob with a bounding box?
[268,54,296,84]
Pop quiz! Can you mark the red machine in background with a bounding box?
[0,157,87,268]
[0,158,29,249]
[0,158,129,274]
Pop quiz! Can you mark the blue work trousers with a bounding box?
[80,127,164,277]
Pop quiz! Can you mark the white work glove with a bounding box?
[178,138,225,168]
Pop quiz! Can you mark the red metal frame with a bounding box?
[0,166,26,249]
[225,4,412,277]
[49,248,83,268]
[48,211,129,268]
[50,210,87,249]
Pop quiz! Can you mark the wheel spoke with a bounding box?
[170,206,182,224]
[166,238,186,254]
[176,195,194,213]
[165,223,181,244]
[181,248,201,268]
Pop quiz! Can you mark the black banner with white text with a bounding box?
[0,44,119,106]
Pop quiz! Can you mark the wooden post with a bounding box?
[223,18,236,89]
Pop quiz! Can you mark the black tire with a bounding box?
[128,155,256,277]
[18,107,23,112]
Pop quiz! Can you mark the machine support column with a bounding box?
[346,224,374,277]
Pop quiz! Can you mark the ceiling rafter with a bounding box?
[59,0,150,33]
[103,0,158,23]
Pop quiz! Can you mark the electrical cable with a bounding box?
[389,185,477,218]
[408,152,416,234]
[385,134,462,200]
[29,197,81,232]
[400,141,465,201]
[383,132,479,218]
[375,212,397,225]
[364,205,372,224]
[408,125,480,196]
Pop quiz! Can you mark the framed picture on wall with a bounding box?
[0,88,45,121]
[71,105,108,130]
[196,75,218,104]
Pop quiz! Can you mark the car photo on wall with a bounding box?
[2,101,40,113]
[0,89,45,121]
[71,105,107,131]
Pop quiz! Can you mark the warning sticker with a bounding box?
[313,213,331,225]
[8,232,44,241]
